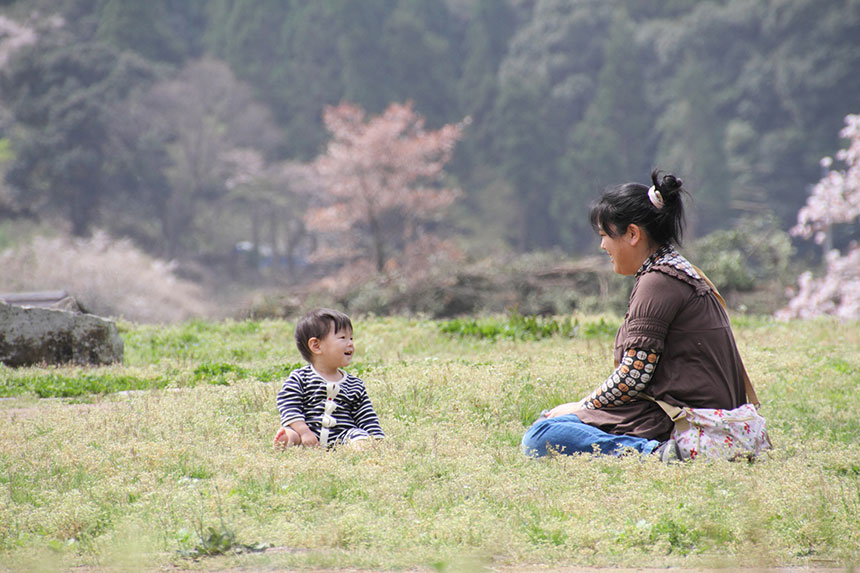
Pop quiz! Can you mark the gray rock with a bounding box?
[0,302,124,367]
[0,290,84,312]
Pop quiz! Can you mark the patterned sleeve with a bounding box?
[350,378,385,438]
[276,369,306,427]
[579,348,661,410]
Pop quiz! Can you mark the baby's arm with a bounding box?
[273,422,319,449]
[288,420,319,447]
[351,382,384,438]
[276,370,320,447]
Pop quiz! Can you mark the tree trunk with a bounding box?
[369,213,385,273]
[70,189,91,237]
[250,205,261,270]
[269,206,280,271]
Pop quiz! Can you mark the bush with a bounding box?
[0,231,214,323]
[247,251,630,319]
[689,215,794,292]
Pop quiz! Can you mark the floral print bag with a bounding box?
[658,401,772,461]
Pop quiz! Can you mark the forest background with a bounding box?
[1,0,859,323]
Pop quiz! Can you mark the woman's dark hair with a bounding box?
[295,308,352,363]
[589,169,688,246]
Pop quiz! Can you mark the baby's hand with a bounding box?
[300,431,319,448]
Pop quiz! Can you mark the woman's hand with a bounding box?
[546,401,582,419]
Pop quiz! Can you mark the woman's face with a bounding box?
[598,223,640,276]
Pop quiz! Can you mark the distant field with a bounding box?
[1,314,858,571]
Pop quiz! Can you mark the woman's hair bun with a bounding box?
[651,169,683,195]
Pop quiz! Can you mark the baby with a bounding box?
[274,308,384,449]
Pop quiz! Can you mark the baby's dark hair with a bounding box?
[589,169,688,246]
[295,308,352,363]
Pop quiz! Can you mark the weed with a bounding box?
[253,363,304,383]
[0,371,168,398]
[179,488,269,559]
[439,307,614,341]
[193,362,247,386]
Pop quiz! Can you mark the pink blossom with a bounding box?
[307,101,465,277]
[779,114,860,320]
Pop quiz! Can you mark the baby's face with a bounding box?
[317,323,354,369]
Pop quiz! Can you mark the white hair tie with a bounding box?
[647,186,665,210]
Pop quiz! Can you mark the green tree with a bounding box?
[654,58,730,236]
[207,0,464,159]
[489,78,562,250]
[207,0,344,159]
[458,0,515,119]
[448,0,518,249]
[279,1,347,158]
[489,0,615,250]
[97,0,185,63]
[741,0,860,225]
[558,8,654,248]
[378,0,458,126]
[2,36,156,236]
[336,0,397,116]
[651,0,860,232]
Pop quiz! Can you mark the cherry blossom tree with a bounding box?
[778,114,860,319]
[308,101,466,275]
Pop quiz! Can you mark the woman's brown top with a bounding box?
[574,246,748,441]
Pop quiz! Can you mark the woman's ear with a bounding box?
[308,337,322,355]
[627,223,644,246]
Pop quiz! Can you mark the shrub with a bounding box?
[248,251,629,319]
[689,215,794,292]
[0,231,213,323]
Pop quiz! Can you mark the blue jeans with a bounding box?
[521,414,660,458]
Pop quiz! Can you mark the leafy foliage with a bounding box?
[1,33,157,236]
[690,215,794,292]
[1,1,859,316]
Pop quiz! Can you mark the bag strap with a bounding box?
[691,265,760,409]
[639,393,691,433]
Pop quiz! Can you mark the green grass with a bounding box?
[0,314,859,571]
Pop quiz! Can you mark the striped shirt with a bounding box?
[276,364,384,443]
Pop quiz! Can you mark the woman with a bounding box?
[521,170,747,460]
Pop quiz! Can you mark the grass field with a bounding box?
[1,313,859,571]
